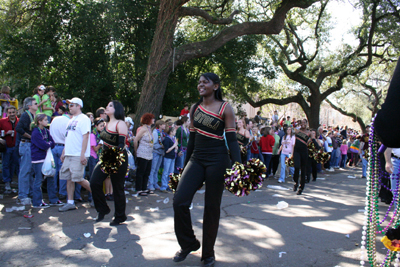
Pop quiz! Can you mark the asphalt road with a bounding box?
[0,167,391,267]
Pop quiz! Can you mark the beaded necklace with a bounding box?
[38,127,48,141]
[156,128,163,145]
[361,118,400,267]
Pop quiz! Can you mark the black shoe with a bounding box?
[293,184,298,192]
[110,220,122,226]
[95,210,110,222]
[173,240,201,262]
[312,179,316,182]
[297,189,303,195]
[202,257,215,267]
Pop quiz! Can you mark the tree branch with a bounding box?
[175,0,318,64]
[325,99,366,133]
[243,92,310,114]
[179,7,239,25]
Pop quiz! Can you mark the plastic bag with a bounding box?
[42,148,56,177]
[127,149,136,170]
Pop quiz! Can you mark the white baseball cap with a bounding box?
[66,97,83,108]
[38,85,45,90]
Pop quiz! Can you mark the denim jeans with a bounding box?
[175,150,187,172]
[279,153,294,182]
[390,158,400,198]
[340,154,347,168]
[52,145,63,192]
[262,154,272,175]
[18,142,34,199]
[2,146,19,183]
[32,162,59,206]
[160,157,175,190]
[361,151,368,177]
[53,145,81,199]
[148,152,163,190]
[251,152,263,160]
[246,148,251,161]
[334,148,341,167]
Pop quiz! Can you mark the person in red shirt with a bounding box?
[180,104,189,116]
[259,126,276,175]
[0,105,19,192]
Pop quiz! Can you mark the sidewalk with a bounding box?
[0,167,388,267]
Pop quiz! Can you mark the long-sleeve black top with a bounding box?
[375,57,400,148]
[16,110,34,143]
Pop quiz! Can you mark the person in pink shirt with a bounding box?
[340,139,348,168]
[278,126,295,183]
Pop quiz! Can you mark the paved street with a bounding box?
[0,168,390,267]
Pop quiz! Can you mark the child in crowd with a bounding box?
[30,113,62,208]
[160,125,178,192]
[340,139,348,168]
[0,86,14,118]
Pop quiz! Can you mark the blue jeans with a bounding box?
[390,158,400,198]
[2,146,19,183]
[160,157,175,190]
[32,162,59,206]
[175,150,187,172]
[361,151,368,177]
[340,154,347,168]
[279,153,294,182]
[18,142,34,199]
[246,148,251,161]
[251,152,263,160]
[52,145,63,192]
[262,154,272,175]
[148,152,163,190]
[53,145,81,199]
[334,148,341,167]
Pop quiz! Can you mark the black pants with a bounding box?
[324,152,332,169]
[294,149,308,190]
[173,154,230,260]
[306,157,317,182]
[90,150,128,222]
[136,157,152,191]
[269,155,280,175]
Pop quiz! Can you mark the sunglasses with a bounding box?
[69,104,76,107]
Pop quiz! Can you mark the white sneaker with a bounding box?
[58,203,77,212]
[5,182,11,191]
[19,198,32,205]
[326,168,334,172]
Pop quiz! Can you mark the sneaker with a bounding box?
[19,198,32,205]
[32,201,50,209]
[326,168,334,172]
[49,200,64,206]
[278,180,283,183]
[58,203,77,212]
[5,182,11,191]
[11,181,18,186]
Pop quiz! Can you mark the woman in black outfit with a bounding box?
[90,100,128,226]
[293,119,310,195]
[173,73,241,267]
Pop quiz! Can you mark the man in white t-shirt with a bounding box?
[58,98,92,212]
[50,113,82,200]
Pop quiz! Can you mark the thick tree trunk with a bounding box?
[307,101,320,130]
[133,1,182,129]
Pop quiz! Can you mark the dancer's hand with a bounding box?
[386,161,394,174]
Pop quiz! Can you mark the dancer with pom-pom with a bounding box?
[172,73,241,267]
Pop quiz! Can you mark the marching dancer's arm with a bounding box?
[183,104,197,168]
[385,148,393,174]
[224,104,242,164]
